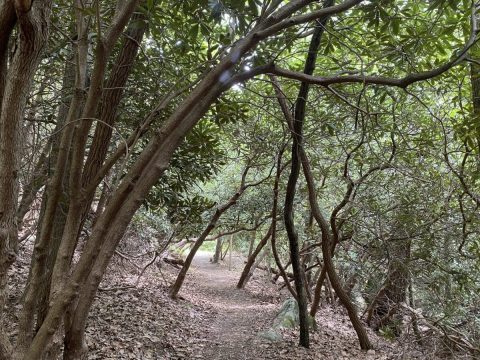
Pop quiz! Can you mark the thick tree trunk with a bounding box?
[18,1,141,354]
[367,237,410,334]
[17,11,87,350]
[81,11,147,195]
[0,1,16,116]
[0,5,15,343]
[25,3,359,356]
[47,11,148,360]
[0,1,53,356]
[49,1,142,300]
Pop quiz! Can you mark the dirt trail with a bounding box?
[183,252,278,360]
[5,246,435,359]
[176,253,425,360]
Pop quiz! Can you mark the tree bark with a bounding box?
[0,5,15,346]
[16,5,87,351]
[237,225,273,288]
[367,236,410,334]
[269,146,298,299]
[49,1,142,300]
[247,230,256,258]
[212,238,222,263]
[310,266,327,316]
[283,144,310,348]
[56,9,148,360]
[280,7,334,347]
[16,37,76,226]
[301,151,372,350]
[170,167,251,299]
[24,3,365,356]
[0,0,16,116]
[81,11,147,195]
[0,0,52,356]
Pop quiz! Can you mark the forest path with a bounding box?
[183,251,279,360]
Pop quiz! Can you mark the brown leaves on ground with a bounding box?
[6,248,437,359]
[83,251,432,359]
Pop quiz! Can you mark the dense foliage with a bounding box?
[0,0,479,358]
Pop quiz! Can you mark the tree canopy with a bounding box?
[0,0,479,358]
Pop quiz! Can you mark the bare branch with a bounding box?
[257,0,363,40]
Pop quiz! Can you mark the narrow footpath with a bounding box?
[83,251,427,359]
[183,252,280,360]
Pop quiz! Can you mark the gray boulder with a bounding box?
[259,298,316,342]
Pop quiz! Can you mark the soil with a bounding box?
[162,252,427,360]
[6,249,436,359]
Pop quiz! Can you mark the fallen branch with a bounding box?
[99,252,159,292]
[163,256,185,269]
[400,303,480,356]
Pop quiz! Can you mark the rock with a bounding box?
[272,298,316,330]
[367,349,376,356]
[259,298,318,343]
[273,298,299,329]
[258,329,283,342]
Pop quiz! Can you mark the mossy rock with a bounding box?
[272,298,316,330]
[259,298,316,342]
[258,329,283,342]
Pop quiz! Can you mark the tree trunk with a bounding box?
[170,171,249,299]
[273,68,372,349]
[24,3,359,355]
[16,34,76,226]
[212,238,222,263]
[301,151,372,350]
[81,11,147,197]
[0,0,16,116]
[35,156,71,331]
[248,231,256,258]
[368,237,410,334]
[247,248,268,283]
[0,1,53,356]
[228,235,233,271]
[237,225,272,288]
[310,266,327,315]
[280,9,334,347]
[59,12,148,359]
[49,1,143,300]
[283,161,310,347]
[17,9,87,350]
[24,40,77,334]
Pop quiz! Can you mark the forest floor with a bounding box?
[84,251,431,359]
[6,248,444,359]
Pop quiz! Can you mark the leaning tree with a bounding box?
[0,0,477,358]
